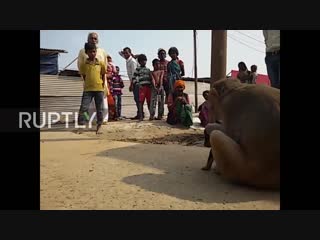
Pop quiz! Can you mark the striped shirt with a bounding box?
[112,74,124,95]
[132,66,152,86]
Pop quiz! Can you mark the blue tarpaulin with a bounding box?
[40,54,59,75]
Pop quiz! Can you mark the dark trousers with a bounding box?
[265,53,280,89]
[163,81,169,101]
[133,84,143,116]
[113,94,122,118]
[78,91,104,125]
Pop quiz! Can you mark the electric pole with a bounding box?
[209,30,227,123]
[193,30,198,113]
[210,30,227,88]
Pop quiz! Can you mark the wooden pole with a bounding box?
[210,30,227,88]
[193,30,198,113]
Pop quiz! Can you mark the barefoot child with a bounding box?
[150,59,165,120]
[132,54,152,121]
[78,43,106,134]
[112,66,125,120]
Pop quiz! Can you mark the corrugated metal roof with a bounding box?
[40,48,68,56]
[40,96,82,125]
[40,74,83,97]
[40,74,82,125]
[59,69,81,77]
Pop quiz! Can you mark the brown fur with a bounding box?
[202,78,280,189]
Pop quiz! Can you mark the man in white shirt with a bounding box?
[121,47,142,119]
[263,30,280,89]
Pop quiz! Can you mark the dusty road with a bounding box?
[40,120,279,210]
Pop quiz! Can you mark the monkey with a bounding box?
[201,78,280,189]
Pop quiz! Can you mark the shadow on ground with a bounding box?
[96,143,279,204]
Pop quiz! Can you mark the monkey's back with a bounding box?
[221,84,280,185]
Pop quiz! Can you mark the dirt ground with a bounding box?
[40,118,279,210]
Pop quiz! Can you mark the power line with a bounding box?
[227,34,265,54]
[229,31,265,49]
[228,34,264,54]
[233,30,265,44]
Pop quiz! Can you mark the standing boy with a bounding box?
[112,66,125,120]
[157,48,169,102]
[150,59,165,120]
[78,43,106,134]
[132,54,152,121]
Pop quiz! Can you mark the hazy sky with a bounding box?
[40,30,267,79]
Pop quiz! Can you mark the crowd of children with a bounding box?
[77,41,193,133]
[77,34,260,134]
